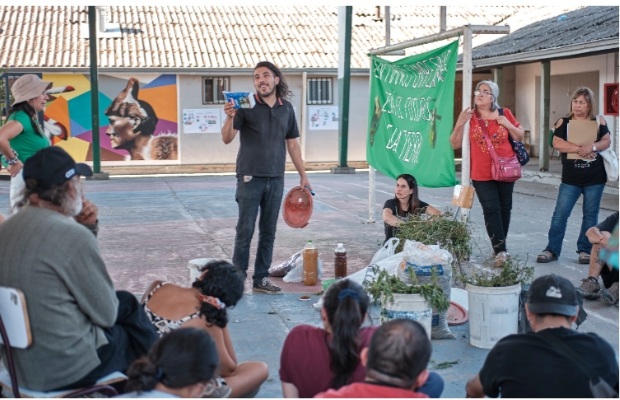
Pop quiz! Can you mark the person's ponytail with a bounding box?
[323,280,370,389]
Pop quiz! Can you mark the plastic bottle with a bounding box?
[303,240,318,286]
[334,243,347,279]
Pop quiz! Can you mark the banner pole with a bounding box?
[461,26,473,223]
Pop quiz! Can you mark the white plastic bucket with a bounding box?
[466,283,521,349]
[381,293,433,339]
[188,258,215,283]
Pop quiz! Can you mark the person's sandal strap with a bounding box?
[537,251,556,262]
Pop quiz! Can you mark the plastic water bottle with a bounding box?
[334,243,347,279]
[303,240,318,286]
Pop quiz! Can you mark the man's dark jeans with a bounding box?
[59,290,158,390]
[232,175,284,285]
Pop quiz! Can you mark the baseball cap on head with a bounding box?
[23,147,93,189]
[526,274,579,317]
[10,74,52,106]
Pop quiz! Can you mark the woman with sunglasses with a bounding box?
[450,80,525,268]
[0,74,52,212]
[536,87,610,265]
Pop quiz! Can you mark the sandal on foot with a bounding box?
[578,252,590,265]
[537,250,558,263]
[494,251,509,268]
[203,377,232,398]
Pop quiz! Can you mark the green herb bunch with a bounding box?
[363,265,450,313]
[395,211,471,264]
[456,256,534,287]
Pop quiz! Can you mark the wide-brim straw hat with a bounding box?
[11,74,52,106]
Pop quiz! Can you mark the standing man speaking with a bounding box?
[222,61,312,295]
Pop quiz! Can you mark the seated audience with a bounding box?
[118,327,219,398]
[0,146,158,392]
[280,279,443,398]
[315,318,433,398]
[383,173,442,243]
[466,274,618,398]
[141,259,268,398]
[577,211,619,306]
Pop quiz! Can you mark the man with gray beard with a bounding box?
[0,146,157,392]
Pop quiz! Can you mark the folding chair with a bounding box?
[0,286,126,398]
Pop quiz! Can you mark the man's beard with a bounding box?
[61,184,83,217]
[257,85,276,99]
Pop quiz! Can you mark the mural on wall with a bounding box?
[42,73,178,162]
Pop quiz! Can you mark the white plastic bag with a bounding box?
[402,240,453,266]
[600,148,619,181]
[283,258,323,282]
[346,252,405,288]
[596,115,618,182]
[369,237,400,265]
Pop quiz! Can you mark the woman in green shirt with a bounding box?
[0,74,52,211]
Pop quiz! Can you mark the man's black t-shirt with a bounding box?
[233,95,299,177]
[479,327,618,398]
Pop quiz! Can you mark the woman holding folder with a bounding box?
[537,87,611,265]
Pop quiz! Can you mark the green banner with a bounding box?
[367,40,458,188]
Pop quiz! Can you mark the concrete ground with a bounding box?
[0,157,617,398]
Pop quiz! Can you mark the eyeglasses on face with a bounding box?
[571,99,588,106]
[474,90,492,96]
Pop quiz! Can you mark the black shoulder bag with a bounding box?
[499,107,530,166]
[538,330,618,398]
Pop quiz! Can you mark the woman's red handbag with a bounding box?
[477,111,522,183]
[488,150,522,182]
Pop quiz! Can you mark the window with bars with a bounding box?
[307,78,333,105]
[203,76,230,104]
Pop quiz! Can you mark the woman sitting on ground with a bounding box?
[119,327,219,398]
[141,260,268,398]
[383,173,442,244]
[279,279,444,398]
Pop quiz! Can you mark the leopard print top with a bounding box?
[143,282,201,336]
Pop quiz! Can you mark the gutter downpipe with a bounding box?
[88,6,102,174]
[88,6,108,180]
[301,71,308,162]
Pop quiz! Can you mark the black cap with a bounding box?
[23,147,93,189]
[527,274,579,317]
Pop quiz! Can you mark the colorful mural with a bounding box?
[42,74,178,162]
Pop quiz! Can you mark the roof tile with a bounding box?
[0,5,596,70]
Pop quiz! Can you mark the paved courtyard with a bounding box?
[0,165,617,398]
